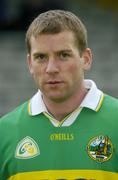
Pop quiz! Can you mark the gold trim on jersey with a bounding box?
[28,101,31,115]
[8,169,118,180]
[43,111,71,127]
[43,106,82,127]
[95,92,104,112]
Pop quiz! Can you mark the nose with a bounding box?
[46,59,59,74]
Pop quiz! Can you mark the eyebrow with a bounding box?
[33,49,72,57]
[33,49,73,55]
[33,52,46,57]
[58,49,72,53]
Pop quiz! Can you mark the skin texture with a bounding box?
[27,31,92,120]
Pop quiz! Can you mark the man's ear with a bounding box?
[82,48,92,71]
[27,54,33,74]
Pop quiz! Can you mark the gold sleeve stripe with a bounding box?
[9,169,118,180]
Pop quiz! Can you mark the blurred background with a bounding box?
[0,0,118,116]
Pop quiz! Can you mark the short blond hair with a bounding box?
[26,10,88,55]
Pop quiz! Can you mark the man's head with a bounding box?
[26,10,88,56]
[26,10,92,104]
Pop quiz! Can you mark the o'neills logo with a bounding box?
[87,135,113,163]
[50,133,74,141]
[15,136,40,159]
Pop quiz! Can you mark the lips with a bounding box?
[47,81,62,84]
[45,80,64,86]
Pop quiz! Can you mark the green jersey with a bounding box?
[0,94,118,180]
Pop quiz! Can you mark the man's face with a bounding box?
[28,31,92,103]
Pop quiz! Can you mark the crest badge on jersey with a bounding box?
[15,136,40,159]
[87,135,113,163]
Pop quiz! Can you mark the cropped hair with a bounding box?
[26,10,88,55]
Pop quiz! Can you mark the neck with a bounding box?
[43,87,88,121]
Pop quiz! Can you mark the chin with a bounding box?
[47,94,69,103]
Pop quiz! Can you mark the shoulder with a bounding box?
[103,94,118,107]
[100,94,118,116]
[0,101,29,126]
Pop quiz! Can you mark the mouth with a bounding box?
[46,80,64,87]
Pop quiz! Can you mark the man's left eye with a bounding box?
[60,53,70,59]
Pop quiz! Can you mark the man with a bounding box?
[0,10,118,180]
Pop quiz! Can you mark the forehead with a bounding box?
[30,31,77,52]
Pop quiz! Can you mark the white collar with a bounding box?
[28,79,104,116]
[80,80,103,111]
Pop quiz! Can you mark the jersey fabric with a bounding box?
[0,94,118,180]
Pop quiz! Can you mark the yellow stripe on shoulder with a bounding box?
[8,169,118,180]
[95,92,104,112]
[28,101,31,115]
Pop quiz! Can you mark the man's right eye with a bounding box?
[38,54,46,59]
[34,54,47,62]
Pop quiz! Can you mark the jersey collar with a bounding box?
[28,79,104,116]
